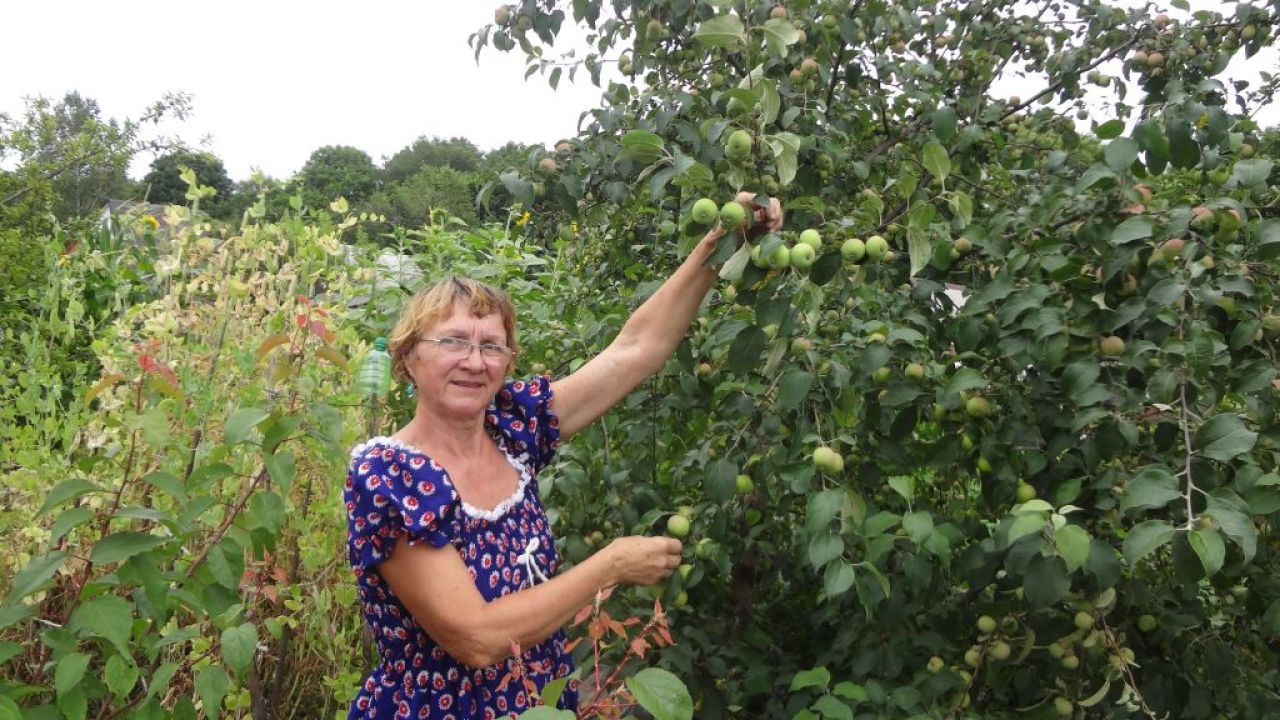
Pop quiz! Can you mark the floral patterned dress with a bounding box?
[345,376,578,719]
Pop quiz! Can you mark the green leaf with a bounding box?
[1023,553,1070,608]
[823,561,855,597]
[727,325,767,375]
[907,224,931,277]
[517,709,576,720]
[1255,219,1280,260]
[1110,216,1154,245]
[55,652,92,697]
[1123,520,1176,564]
[265,450,296,494]
[625,667,693,720]
[887,476,914,504]
[146,662,180,701]
[945,368,987,396]
[902,511,933,543]
[249,490,286,535]
[812,695,853,720]
[808,533,843,569]
[618,130,666,164]
[50,507,94,543]
[693,14,746,48]
[832,682,868,702]
[1205,499,1257,563]
[0,602,36,631]
[0,640,20,665]
[1231,158,1273,193]
[4,551,67,603]
[224,407,269,445]
[195,666,228,719]
[776,370,813,410]
[760,18,800,55]
[1196,414,1257,463]
[1007,513,1047,544]
[706,459,737,504]
[921,141,950,182]
[806,490,843,534]
[764,132,801,186]
[758,81,781,127]
[1188,528,1225,576]
[91,532,171,565]
[221,623,258,680]
[69,595,134,656]
[930,107,957,143]
[1094,119,1125,139]
[790,666,831,692]
[37,478,99,516]
[1056,525,1092,572]
[1104,137,1139,172]
[1120,466,1182,514]
[0,696,19,720]
[103,653,139,700]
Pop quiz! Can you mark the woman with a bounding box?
[345,195,782,719]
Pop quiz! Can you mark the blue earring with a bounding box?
[406,382,415,398]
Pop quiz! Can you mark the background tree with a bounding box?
[0,92,187,232]
[142,149,234,217]
[382,135,482,184]
[296,144,379,210]
[368,164,479,226]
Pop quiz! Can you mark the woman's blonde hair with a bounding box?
[388,277,518,382]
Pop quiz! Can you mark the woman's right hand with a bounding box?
[605,535,683,586]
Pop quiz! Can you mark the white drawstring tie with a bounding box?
[517,537,550,587]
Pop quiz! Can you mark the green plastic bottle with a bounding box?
[355,337,392,397]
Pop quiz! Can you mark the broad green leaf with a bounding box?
[902,511,933,543]
[540,676,570,711]
[517,709,576,720]
[692,14,746,48]
[930,106,957,143]
[760,18,800,55]
[1205,500,1257,563]
[1196,414,1257,462]
[51,506,95,541]
[758,81,781,127]
[224,407,269,445]
[221,623,258,680]
[921,141,950,182]
[726,325,767,375]
[832,682,868,702]
[949,190,973,227]
[907,224,931,277]
[55,652,91,697]
[1120,466,1182,514]
[265,450,296,494]
[618,130,666,164]
[812,695,854,720]
[790,666,832,692]
[1094,119,1126,139]
[1231,158,1273,192]
[625,667,693,720]
[1188,528,1225,576]
[4,551,67,603]
[91,532,171,565]
[1023,553,1070,608]
[57,687,87,720]
[1056,525,1092,572]
[705,459,736,503]
[0,696,19,720]
[37,479,98,516]
[1255,219,1280,260]
[823,561,855,597]
[1123,520,1176,564]
[69,595,134,656]
[1007,513,1047,544]
[146,662,180,701]
[103,653,139,700]
[887,476,914,503]
[195,666,228,719]
[0,640,20,665]
[945,368,987,396]
[808,533,843,569]
[1104,137,1139,172]
[249,490,286,534]
[805,484,842,534]
[1109,216,1154,245]
[776,370,813,410]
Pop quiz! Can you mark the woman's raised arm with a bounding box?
[550,195,782,439]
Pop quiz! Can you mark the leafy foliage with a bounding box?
[142,149,234,217]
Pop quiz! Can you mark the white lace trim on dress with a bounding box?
[351,435,534,522]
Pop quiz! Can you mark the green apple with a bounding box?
[841,237,866,261]
[720,200,748,229]
[1015,483,1037,502]
[790,337,812,354]
[990,641,1011,661]
[798,229,822,249]
[691,198,719,225]
[865,235,889,260]
[872,366,891,383]
[735,474,754,495]
[965,396,990,418]
[813,446,844,473]
[1074,611,1094,631]
[765,244,791,270]
[666,514,690,538]
[789,243,816,270]
[926,656,945,673]
[1137,614,1157,632]
[725,129,753,160]
[953,236,972,254]
[977,615,998,634]
[1099,336,1125,357]
[905,362,925,380]
[1053,697,1073,717]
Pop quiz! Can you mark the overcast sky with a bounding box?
[1,1,609,181]
[3,1,1271,183]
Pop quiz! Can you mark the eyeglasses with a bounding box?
[419,336,515,360]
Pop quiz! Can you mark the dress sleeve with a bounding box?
[489,376,562,473]
[345,440,459,569]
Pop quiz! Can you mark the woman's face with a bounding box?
[405,301,512,420]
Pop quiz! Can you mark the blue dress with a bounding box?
[345,377,579,719]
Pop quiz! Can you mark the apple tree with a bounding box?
[475,0,1280,717]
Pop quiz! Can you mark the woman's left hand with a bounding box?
[734,191,784,240]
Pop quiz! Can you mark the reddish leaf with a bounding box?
[607,618,627,637]
[262,585,278,603]
[296,295,311,307]
[656,626,674,646]
[630,636,649,657]
[598,586,614,603]
[573,604,594,625]
[295,313,307,328]
[564,637,582,653]
[308,319,327,338]
[588,619,605,640]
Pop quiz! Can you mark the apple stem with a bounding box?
[1177,321,1198,532]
